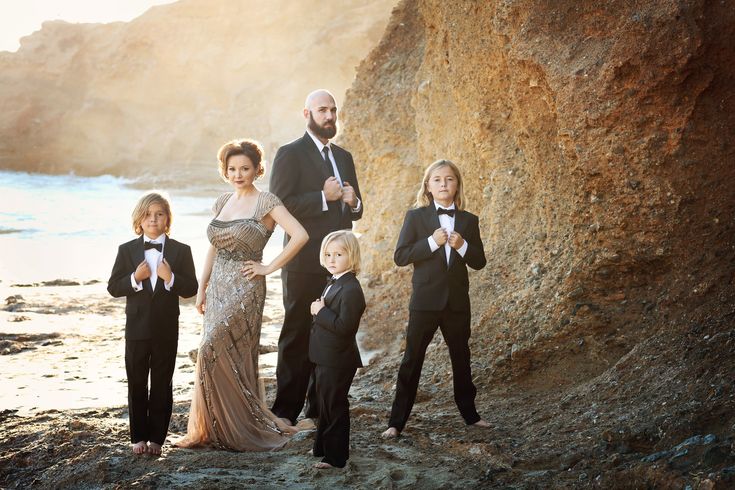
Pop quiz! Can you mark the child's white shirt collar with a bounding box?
[144,233,166,244]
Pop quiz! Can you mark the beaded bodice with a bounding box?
[206,192,281,262]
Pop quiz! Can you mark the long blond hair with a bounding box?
[319,230,361,274]
[131,191,172,235]
[414,159,465,210]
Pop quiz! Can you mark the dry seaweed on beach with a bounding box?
[0,332,62,355]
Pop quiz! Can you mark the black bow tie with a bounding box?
[144,241,162,252]
[436,207,455,217]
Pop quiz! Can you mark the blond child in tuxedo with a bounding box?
[381,160,490,439]
[107,192,197,455]
[308,230,366,468]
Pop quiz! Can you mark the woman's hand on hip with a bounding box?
[242,260,269,280]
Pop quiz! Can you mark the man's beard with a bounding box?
[308,111,337,140]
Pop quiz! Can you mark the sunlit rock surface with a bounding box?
[0,0,395,176]
[342,2,735,484]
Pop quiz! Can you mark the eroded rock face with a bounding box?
[341,0,735,381]
[0,0,395,175]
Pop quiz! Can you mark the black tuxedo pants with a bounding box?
[313,364,356,468]
[125,336,177,445]
[272,270,325,424]
[388,307,480,431]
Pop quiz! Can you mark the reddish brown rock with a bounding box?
[341,0,735,484]
[343,0,734,372]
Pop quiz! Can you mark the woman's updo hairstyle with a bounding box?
[217,139,265,182]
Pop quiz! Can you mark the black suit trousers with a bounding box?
[125,336,178,444]
[388,307,480,431]
[313,364,356,468]
[271,270,325,424]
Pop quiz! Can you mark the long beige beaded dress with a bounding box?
[177,191,290,451]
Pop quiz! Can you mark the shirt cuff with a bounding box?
[130,273,143,292]
[350,197,362,213]
[164,273,174,291]
[321,191,328,211]
[428,236,440,252]
[457,241,468,257]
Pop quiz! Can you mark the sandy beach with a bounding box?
[0,278,502,489]
[4,277,735,488]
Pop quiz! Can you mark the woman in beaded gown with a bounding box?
[176,139,308,451]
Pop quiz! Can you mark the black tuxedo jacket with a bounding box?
[107,236,198,340]
[270,132,363,274]
[394,205,486,312]
[308,272,365,369]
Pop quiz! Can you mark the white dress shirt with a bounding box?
[306,130,362,213]
[427,203,468,264]
[130,234,174,292]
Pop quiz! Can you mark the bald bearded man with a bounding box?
[269,89,364,427]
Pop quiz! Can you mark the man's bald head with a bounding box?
[304,89,336,111]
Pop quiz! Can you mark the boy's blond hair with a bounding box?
[132,191,172,235]
[414,159,466,210]
[319,230,361,274]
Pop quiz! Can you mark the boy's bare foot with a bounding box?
[314,462,334,469]
[381,427,400,439]
[148,442,162,455]
[295,418,316,430]
[132,441,147,454]
[472,419,491,428]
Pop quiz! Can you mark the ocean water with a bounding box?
[0,170,284,284]
[0,170,286,413]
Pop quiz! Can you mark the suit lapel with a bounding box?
[453,209,468,236]
[324,283,342,305]
[332,145,347,182]
[324,272,354,305]
[423,205,441,234]
[301,133,332,180]
[133,236,146,266]
[332,146,350,215]
[132,236,153,294]
[154,238,177,295]
[303,134,345,216]
[448,210,468,269]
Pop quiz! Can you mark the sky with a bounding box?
[0,0,177,52]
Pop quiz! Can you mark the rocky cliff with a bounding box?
[341,0,735,486]
[0,0,395,176]
[2,0,734,487]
